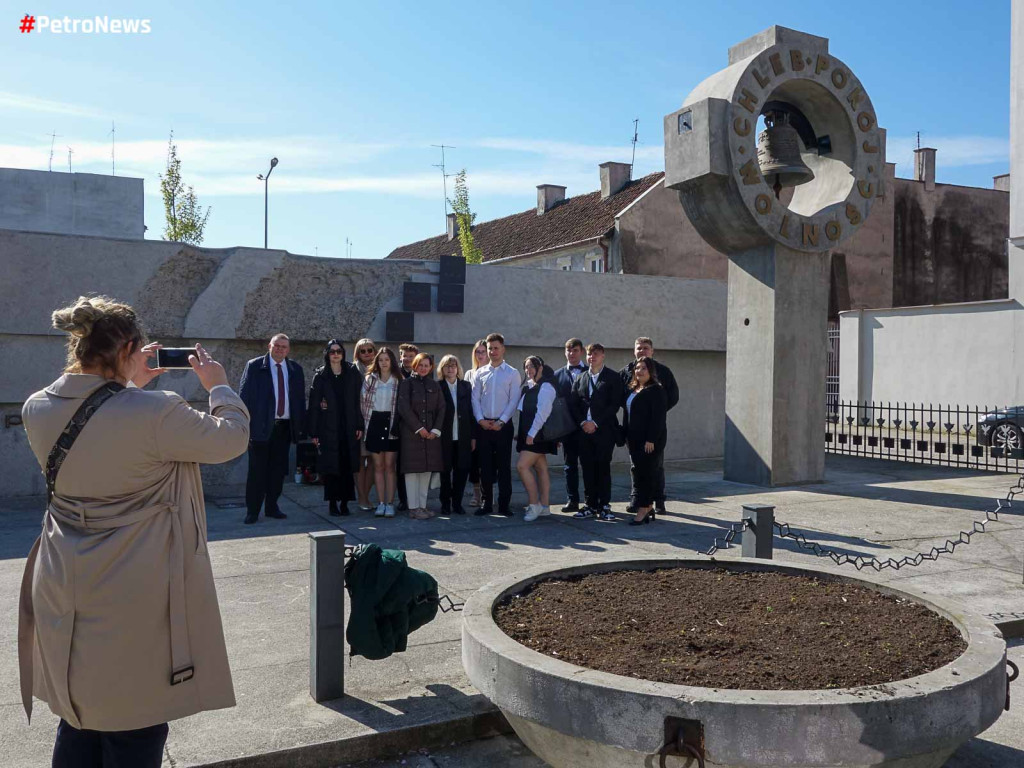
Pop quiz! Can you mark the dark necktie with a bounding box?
[276,363,285,417]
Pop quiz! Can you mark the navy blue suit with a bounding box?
[553,364,587,504]
[239,354,307,519]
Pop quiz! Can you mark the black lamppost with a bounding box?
[257,157,278,248]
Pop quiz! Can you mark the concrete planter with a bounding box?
[462,556,1007,768]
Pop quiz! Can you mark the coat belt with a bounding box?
[19,501,193,726]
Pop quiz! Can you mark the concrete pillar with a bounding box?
[446,212,457,241]
[741,504,775,559]
[838,309,862,404]
[724,244,829,486]
[914,148,936,192]
[309,530,346,702]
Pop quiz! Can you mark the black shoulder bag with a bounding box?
[44,381,125,504]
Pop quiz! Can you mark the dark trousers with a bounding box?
[246,419,292,517]
[53,718,168,768]
[579,432,615,509]
[629,442,667,507]
[440,441,470,511]
[468,446,480,484]
[629,446,663,508]
[561,431,582,502]
[478,422,514,511]
[396,437,408,507]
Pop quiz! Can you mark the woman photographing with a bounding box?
[516,355,558,522]
[306,339,363,516]
[361,347,403,518]
[623,356,667,525]
[19,295,249,767]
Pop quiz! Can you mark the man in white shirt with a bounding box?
[470,332,522,516]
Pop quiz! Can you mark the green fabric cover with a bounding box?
[344,544,440,660]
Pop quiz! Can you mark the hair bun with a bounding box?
[52,297,105,338]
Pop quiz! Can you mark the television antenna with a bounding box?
[66,146,74,173]
[46,131,61,171]
[630,118,639,179]
[431,144,455,220]
[110,121,116,175]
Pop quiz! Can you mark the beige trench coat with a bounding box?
[18,374,250,731]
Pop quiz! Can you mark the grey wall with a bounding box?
[0,168,144,239]
[1010,0,1024,300]
[0,229,727,496]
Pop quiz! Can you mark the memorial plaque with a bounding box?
[403,282,432,312]
[386,311,414,343]
[439,254,467,284]
[437,283,465,313]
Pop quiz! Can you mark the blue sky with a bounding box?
[0,0,1012,259]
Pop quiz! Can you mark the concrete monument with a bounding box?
[665,26,884,485]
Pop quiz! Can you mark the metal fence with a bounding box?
[825,400,1024,472]
[826,320,840,412]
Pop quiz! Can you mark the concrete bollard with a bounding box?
[309,530,346,702]
[741,504,775,559]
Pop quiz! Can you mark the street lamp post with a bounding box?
[257,157,279,249]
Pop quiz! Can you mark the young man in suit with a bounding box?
[553,337,587,512]
[620,336,679,515]
[470,332,522,516]
[239,333,307,524]
[569,343,624,520]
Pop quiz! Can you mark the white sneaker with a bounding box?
[384,504,396,518]
[525,504,547,522]
[375,503,386,517]
[536,504,551,518]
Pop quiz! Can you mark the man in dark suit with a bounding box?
[553,337,587,512]
[621,336,679,515]
[569,343,624,520]
[239,333,307,524]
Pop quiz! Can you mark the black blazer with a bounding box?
[306,363,362,475]
[440,378,474,471]
[553,364,587,399]
[239,354,307,442]
[623,384,668,452]
[569,367,624,441]
[620,358,679,411]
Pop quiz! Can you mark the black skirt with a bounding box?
[365,410,399,454]
[516,432,558,455]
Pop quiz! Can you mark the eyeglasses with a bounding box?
[357,348,375,354]
[329,349,343,355]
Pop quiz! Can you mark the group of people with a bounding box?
[240,332,678,526]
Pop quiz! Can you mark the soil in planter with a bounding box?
[493,568,967,690]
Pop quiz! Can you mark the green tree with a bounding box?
[159,132,210,245]
[448,169,483,264]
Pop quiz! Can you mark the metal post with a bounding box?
[263,175,268,249]
[309,530,346,702]
[741,504,775,559]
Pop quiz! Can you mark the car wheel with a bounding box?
[992,422,1023,452]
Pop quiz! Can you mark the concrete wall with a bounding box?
[0,228,727,496]
[0,168,144,239]
[1009,0,1024,300]
[839,299,1024,406]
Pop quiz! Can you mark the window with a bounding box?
[588,257,605,273]
[556,255,572,271]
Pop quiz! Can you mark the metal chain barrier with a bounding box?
[703,472,1024,572]
[704,519,751,557]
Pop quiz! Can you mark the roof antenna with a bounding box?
[47,131,61,171]
[431,144,456,224]
[630,119,639,180]
[66,146,74,173]
[110,121,116,175]
[916,131,921,150]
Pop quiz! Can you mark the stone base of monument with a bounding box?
[461,557,1007,768]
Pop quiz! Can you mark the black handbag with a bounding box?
[539,395,577,442]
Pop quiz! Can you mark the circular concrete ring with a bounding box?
[462,556,1006,768]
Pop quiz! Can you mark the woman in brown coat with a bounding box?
[18,296,250,767]
[397,352,446,519]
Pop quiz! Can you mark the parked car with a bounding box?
[977,408,1024,452]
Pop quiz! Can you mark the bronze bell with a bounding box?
[756,111,814,197]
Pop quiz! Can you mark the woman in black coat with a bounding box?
[437,354,474,515]
[307,339,363,516]
[623,356,667,525]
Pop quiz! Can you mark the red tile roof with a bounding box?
[385,172,665,262]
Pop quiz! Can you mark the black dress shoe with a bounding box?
[265,509,288,519]
[329,503,350,517]
[561,500,580,513]
[243,514,258,525]
[396,500,408,512]
[498,507,513,517]
[440,503,452,516]
[475,505,493,516]
[655,502,667,514]
[454,505,466,515]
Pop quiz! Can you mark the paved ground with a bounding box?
[2,455,1024,767]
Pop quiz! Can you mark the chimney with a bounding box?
[536,184,566,215]
[446,212,458,241]
[914,147,936,191]
[600,161,632,199]
[994,173,1010,192]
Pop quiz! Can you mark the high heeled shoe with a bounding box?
[629,510,655,526]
